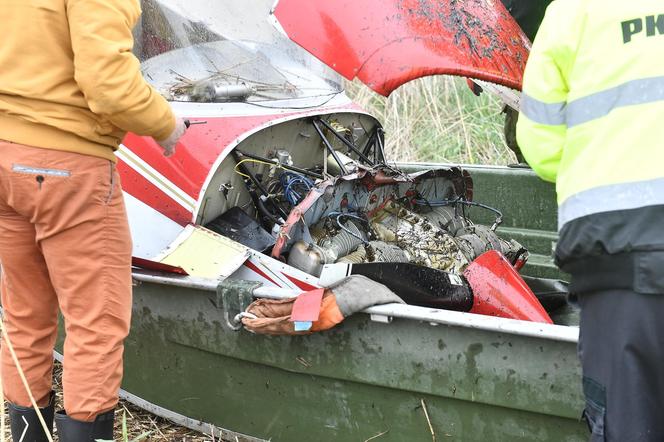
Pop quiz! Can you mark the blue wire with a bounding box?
[280,172,314,205]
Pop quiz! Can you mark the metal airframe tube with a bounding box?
[231,151,289,219]
[317,119,375,166]
[361,130,375,157]
[312,119,349,175]
[376,128,386,163]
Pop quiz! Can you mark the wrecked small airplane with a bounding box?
[63,0,586,440]
[125,0,548,323]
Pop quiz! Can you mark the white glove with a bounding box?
[156,118,187,157]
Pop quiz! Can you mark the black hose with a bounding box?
[255,192,280,227]
[232,151,289,220]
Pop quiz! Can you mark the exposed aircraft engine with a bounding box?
[200,114,531,313]
[286,197,526,277]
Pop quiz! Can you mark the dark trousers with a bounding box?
[578,289,664,441]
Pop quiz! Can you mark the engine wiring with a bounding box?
[280,172,315,206]
[327,211,370,245]
[233,158,280,179]
[413,197,504,230]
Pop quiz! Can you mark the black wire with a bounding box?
[331,213,369,245]
[414,197,503,228]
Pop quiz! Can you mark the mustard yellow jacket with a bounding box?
[0,0,175,161]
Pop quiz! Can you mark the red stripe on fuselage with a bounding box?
[117,160,192,225]
[282,273,318,291]
[122,115,284,200]
[244,260,279,286]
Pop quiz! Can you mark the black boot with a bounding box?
[55,409,115,442]
[8,391,55,442]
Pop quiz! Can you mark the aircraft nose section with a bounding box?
[464,250,553,324]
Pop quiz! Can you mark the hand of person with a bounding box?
[156,118,187,157]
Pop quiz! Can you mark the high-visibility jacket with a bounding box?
[517,0,664,293]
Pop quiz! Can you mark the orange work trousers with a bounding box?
[0,140,132,422]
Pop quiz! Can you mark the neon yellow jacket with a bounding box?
[517,0,664,291]
[0,0,175,161]
[517,0,664,226]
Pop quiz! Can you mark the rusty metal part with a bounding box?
[370,201,469,273]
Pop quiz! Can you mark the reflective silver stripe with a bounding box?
[558,177,664,230]
[520,93,567,126]
[567,76,664,128]
[12,164,70,177]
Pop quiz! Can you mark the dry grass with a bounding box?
[345,76,516,165]
[1,361,215,442]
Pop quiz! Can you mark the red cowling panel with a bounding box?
[131,257,189,275]
[463,251,552,324]
[273,0,530,96]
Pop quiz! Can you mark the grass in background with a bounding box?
[345,76,516,165]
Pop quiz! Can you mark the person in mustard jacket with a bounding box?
[0,1,186,440]
[517,1,664,440]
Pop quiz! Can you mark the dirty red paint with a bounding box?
[245,260,280,286]
[463,250,552,324]
[282,273,319,291]
[273,0,530,96]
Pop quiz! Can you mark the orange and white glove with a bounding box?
[156,118,187,157]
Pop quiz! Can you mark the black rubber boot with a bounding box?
[55,409,115,442]
[8,391,55,442]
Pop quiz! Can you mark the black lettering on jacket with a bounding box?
[623,15,664,43]
[646,15,664,37]
[623,18,643,43]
